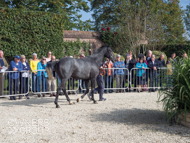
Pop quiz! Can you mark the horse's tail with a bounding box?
[46,61,59,80]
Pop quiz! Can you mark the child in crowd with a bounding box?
[88,64,106,101]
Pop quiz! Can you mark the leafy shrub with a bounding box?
[158,55,190,123]
[152,51,167,62]
[63,40,91,58]
[0,8,65,60]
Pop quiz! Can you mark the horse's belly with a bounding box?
[71,70,90,80]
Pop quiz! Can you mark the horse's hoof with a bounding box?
[76,98,80,102]
[56,105,60,108]
[69,102,73,105]
[94,101,98,104]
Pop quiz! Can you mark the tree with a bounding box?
[91,0,185,45]
[184,3,190,37]
[0,0,93,31]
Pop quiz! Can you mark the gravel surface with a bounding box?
[0,91,190,143]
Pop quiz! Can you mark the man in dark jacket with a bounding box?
[148,54,159,92]
[146,50,152,63]
[124,52,136,92]
[157,54,166,88]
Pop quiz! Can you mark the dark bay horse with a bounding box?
[46,46,116,108]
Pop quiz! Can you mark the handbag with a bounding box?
[142,73,146,80]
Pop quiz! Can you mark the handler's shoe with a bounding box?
[99,98,106,101]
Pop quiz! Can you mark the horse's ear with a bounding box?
[107,46,112,52]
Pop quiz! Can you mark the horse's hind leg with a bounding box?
[55,86,61,108]
[55,79,66,108]
[91,78,98,104]
[77,80,89,102]
[62,79,73,105]
[55,79,72,108]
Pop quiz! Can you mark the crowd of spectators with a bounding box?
[0,49,187,100]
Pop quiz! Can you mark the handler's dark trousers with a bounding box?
[94,75,104,99]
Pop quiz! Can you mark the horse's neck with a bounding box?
[90,49,106,65]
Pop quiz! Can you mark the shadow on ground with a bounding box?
[0,95,68,107]
[90,108,190,136]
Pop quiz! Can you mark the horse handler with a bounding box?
[88,64,106,101]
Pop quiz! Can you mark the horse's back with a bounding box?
[56,58,99,80]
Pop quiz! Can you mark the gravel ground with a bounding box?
[0,91,190,143]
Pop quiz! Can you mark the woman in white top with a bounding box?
[20,55,31,99]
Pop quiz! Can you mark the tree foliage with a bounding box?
[0,0,93,31]
[0,8,92,61]
[0,8,65,59]
[91,0,185,47]
[184,3,190,37]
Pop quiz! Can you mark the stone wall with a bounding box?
[63,30,104,54]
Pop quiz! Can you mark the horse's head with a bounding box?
[105,47,116,63]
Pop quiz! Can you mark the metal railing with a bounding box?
[0,70,30,97]
[130,67,174,91]
[31,70,79,96]
[0,67,174,97]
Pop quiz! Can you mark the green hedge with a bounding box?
[0,8,65,60]
[63,40,91,58]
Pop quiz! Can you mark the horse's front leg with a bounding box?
[91,78,98,104]
[77,80,89,102]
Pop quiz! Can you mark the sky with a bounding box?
[79,0,190,21]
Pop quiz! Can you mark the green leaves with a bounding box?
[158,54,190,124]
[91,0,185,44]
[1,0,93,31]
[0,8,65,59]
[184,4,190,37]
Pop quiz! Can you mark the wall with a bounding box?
[63,30,104,55]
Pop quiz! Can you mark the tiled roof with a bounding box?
[63,30,100,39]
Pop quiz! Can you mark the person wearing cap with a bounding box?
[78,54,86,93]
[30,53,39,92]
[8,55,23,100]
[19,55,31,99]
[37,56,47,97]
[88,64,107,101]
[114,54,125,93]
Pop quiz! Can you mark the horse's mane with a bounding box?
[92,46,107,55]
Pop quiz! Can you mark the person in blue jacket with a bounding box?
[136,57,147,92]
[8,55,23,100]
[37,56,47,97]
[114,54,125,93]
[19,55,31,99]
